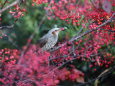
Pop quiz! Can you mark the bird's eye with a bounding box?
[52,31,55,34]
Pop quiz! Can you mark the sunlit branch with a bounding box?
[74,66,115,86]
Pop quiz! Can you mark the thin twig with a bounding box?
[17,15,46,65]
[1,0,8,9]
[0,0,20,14]
[94,66,115,86]
[7,36,20,49]
[0,25,14,30]
[74,66,115,86]
[70,13,115,42]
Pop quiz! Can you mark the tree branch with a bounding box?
[0,0,20,14]
[69,13,115,42]
[17,15,47,65]
[0,25,14,30]
[51,13,115,51]
[74,66,115,86]
[94,66,115,86]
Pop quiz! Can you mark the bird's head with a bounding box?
[49,27,67,35]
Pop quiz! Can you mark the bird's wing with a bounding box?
[37,35,48,48]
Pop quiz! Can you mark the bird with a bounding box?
[37,26,67,51]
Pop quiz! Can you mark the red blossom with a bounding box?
[0,46,84,86]
[0,0,115,85]
[32,0,48,4]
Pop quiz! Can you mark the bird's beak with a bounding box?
[59,27,67,31]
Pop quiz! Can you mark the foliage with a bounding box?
[0,46,84,86]
[0,0,115,86]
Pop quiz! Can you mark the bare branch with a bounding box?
[17,15,47,65]
[0,25,14,30]
[73,66,115,86]
[1,0,8,9]
[69,13,115,42]
[51,13,115,51]
[0,0,20,14]
[104,29,115,32]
